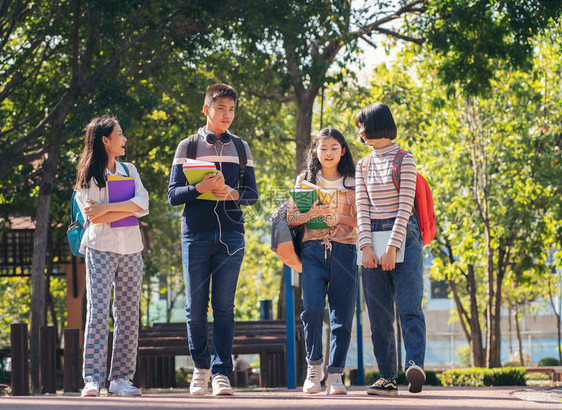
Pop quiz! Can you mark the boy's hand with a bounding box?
[380,246,398,271]
[361,245,378,269]
[84,200,108,220]
[196,171,224,193]
[211,185,240,201]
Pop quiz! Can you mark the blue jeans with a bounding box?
[362,216,425,379]
[300,240,358,374]
[181,231,245,377]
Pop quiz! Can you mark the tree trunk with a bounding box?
[487,250,508,368]
[484,229,496,368]
[558,312,562,364]
[448,263,485,367]
[294,91,317,173]
[465,98,494,368]
[514,305,524,366]
[29,131,63,392]
[467,265,485,367]
[508,307,513,355]
[547,270,562,364]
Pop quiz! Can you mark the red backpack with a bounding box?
[392,149,435,246]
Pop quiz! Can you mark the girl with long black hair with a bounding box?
[287,128,358,395]
[74,116,149,397]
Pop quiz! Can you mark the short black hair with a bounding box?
[354,102,397,140]
[204,83,238,106]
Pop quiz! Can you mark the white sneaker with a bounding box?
[108,378,142,396]
[190,368,211,396]
[303,364,324,394]
[325,373,347,395]
[212,374,234,396]
[81,380,100,397]
[405,361,426,393]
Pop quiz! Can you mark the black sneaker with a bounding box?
[367,377,398,396]
[405,361,426,393]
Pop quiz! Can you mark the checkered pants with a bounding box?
[83,247,143,386]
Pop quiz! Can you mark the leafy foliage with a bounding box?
[0,276,66,347]
[440,367,526,386]
[537,357,560,367]
[423,1,562,94]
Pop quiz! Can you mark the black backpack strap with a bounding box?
[232,136,247,186]
[185,134,199,159]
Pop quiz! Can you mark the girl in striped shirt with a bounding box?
[355,103,426,396]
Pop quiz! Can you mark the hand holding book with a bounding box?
[183,159,227,201]
[289,189,334,229]
[196,171,224,193]
[210,184,240,201]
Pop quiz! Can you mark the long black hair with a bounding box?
[75,116,119,189]
[302,128,355,189]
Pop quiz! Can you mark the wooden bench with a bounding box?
[136,320,303,389]
[525,366,562,381]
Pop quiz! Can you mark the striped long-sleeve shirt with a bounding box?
[355,144,416,250]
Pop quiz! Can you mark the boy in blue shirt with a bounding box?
[168,83,258,395]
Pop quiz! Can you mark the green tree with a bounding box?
[399,24,561,367]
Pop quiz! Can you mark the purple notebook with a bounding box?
[107,179,138,228]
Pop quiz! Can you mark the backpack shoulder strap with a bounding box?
[117,162,130,177]
[185,134,199,160]
[70,190,85,225]
[392,149,408,191]
[70,191,78,222]
[232,136,247,181]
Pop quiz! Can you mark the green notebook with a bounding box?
[289,188,330,229]
[182,159,221,201]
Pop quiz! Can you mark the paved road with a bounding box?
[0,386,560,409]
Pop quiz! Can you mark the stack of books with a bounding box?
[107,175,138,228]
[182,158,220,201]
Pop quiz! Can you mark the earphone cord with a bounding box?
[213,143,245,256]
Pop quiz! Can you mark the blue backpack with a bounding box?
[67,162,129,257]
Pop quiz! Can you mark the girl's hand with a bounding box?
[84,200,109,220]
[361,246,378,268]
[380,246,398,271]
[308,200,332,218]
[324,210,340,227]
